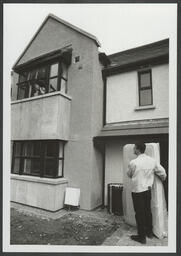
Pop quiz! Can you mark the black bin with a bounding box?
[108,183,123,216]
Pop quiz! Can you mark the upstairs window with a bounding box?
[16,61,68,100]
[11,140,64,178]
[138,70,153,106]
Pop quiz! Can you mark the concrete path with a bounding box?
[103,223,168,246]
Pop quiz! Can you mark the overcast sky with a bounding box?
[4,3,177,85]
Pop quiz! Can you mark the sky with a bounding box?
[4,3,177,85]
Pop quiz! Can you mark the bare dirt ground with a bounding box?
[10,207,121,245]
[10,203,168,246]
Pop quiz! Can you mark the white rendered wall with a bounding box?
[11,175,68,211]
[104,140,124,205]
[11,92,71,141]
[106,64,169,123]
[11,17,104,211]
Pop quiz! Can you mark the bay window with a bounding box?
[11,140,64,178]
[16,61,68,100]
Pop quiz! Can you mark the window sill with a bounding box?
[11,91,72,105]
[134,105,156,111]
[11,174,68,185]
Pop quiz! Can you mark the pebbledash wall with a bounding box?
[11,14,104,211]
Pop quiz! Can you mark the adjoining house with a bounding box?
[10,13,169,212]
[95,39,169,208]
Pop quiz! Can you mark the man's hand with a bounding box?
[154,163,167,181]
[155,173,166,182]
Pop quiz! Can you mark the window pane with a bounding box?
[19,72,29,83]
[12,158,20,174]
[29,70,37,80]
[18,84,29,99]
[11,141,13,164]
[33,141,41,156]
[39,86,46,95]
[60,78,67,94]
[50,63,58,77]
[30,82,41,97]
[18,87,25,99]
[23,159,31,174]
[14,142,21,156]
[11,141,63,178]
[31,159,41,175]
[140,72,151,88]
[58,160,63,176]
[61,63,67,79]
[59,142,64,157]
[44,159,56,177]
[23,158,40,176]
[22,142,31,156]
[30,81,46,97]
[23,142,41,157]
[45,141,58,157]
[37,80,47,92]
[140,89,152,106]
[37,67,48,80]
[49,78,58,92]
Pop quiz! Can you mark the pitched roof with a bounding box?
[13,13,101,69]
[108,39,169,69]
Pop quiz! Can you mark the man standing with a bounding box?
[127,143,167,244]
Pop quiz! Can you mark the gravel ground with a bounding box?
[10,203,168,246]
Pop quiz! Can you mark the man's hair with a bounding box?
[135,143,146,153]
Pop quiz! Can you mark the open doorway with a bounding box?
[160,139,169,209]
[122,143,168,226]
[103,138,168,210]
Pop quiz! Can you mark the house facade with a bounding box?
[96,39,169,206]
[10,14,169,211]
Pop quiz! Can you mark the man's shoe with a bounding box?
[146,232,154,239]
[130,235,146,244]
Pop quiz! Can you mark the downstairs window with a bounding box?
[11,140,64,178]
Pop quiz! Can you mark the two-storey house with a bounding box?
[95,39,169,207]
[11,13,169,212]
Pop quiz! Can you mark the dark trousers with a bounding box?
[132,190,152,239]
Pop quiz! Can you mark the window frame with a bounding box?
[57,142,65,178]
[138,69,153,107]
[48,62,60,93]
[16,60,68,100]
[21,141,42,177]
[59,62,68,94]
[11,140,65,178]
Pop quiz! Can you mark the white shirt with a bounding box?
[127,153,167,193]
